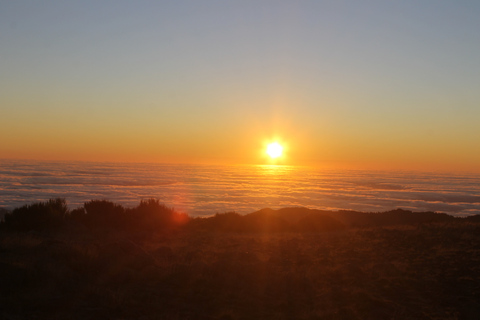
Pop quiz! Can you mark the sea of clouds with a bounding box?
[1,160,480,217]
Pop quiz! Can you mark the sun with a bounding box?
[266,142,283,159]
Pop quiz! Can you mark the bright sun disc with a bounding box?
[266,142,283,159]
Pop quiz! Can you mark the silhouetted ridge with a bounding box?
[330,208,455,227]
[243,209,292,232]
[0,199,475,234]
[250,207,346,231]
[240,207,456,231]
[296,212,346,231]
[190,207,345,232]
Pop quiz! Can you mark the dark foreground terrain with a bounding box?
[1,201,480,319]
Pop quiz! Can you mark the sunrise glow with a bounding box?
[1,1,479,172]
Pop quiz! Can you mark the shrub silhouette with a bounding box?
[65,199,189,232]
[69,207,86,223]
[82,200,126,229]
[0,208,9,223]
[127,199,189,231]
[3,198,68,231]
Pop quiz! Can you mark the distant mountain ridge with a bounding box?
[193,207,472,233]
[252,207,457,228]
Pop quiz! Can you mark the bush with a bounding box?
[0,208,9,223]
[127,199,189,231]
[82,200,126,229]
[64,199,189,232]
[3,198,68,231]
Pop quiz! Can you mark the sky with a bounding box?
[1,1,480,172]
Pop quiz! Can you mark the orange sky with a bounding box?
[1,2,480,173]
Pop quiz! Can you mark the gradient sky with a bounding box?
[1,1,480,171]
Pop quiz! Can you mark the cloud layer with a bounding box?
[1,160,479,217]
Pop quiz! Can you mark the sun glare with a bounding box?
[266,142,283,159]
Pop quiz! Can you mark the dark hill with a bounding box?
[249,207,457,231]
[329,208,455,227]
[242,209,292,232]
[250,207,345,232]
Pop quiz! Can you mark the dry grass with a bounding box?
[1,223,480,319]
